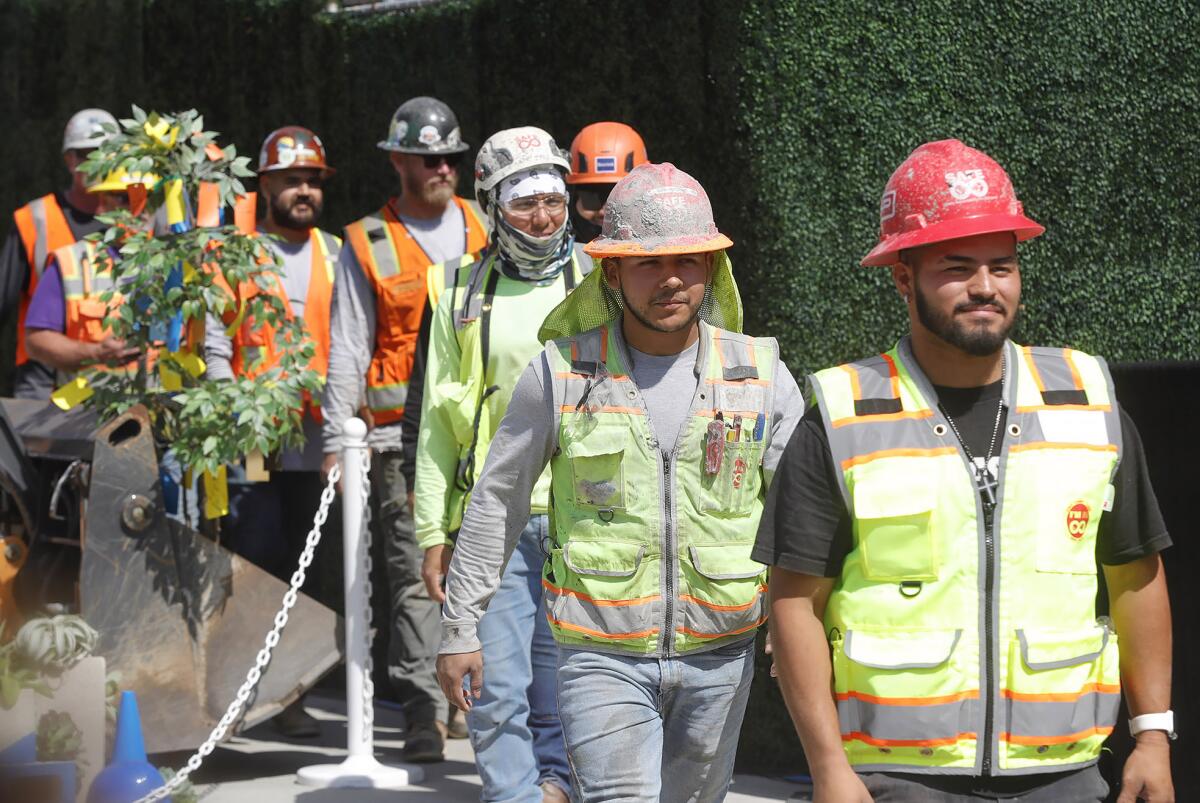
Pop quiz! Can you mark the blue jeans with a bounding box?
[470,515,570,801]
[556,638,756,803]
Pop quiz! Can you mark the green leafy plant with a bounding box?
[0,624,51,709]
[37,710,84,762]
[158,766,199,803]
[13,614,98,673]
[75,106,320,475]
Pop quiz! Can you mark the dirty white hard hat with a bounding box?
[62,108,118,153]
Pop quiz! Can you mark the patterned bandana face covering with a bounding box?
[490,165,574,281]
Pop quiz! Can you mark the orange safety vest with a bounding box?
[344,196,488,425]
[227,228,340,419]
[51,240,149,377]
[13,194,76,364]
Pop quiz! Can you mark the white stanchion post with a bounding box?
[298,418,424,789]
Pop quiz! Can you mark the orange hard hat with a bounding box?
[861,139,1042,267]
[257,126,335,177]
[566,122,648,185]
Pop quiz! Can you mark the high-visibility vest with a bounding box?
[227,228,340,419]
[809,337,1122,776]
[344,197,487,425]
[423,243,590,534]
[543,322,777,656]
[13,194,76,364]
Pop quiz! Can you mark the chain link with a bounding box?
[135,463,343,803]
[359,447,375,741]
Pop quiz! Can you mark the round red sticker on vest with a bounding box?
[1066,501,1090,540]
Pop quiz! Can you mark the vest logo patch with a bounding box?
[732,456,747,490]
[1066,501,1091,540]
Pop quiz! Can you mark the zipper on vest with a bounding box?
[981,502,996,775]
[661,451,675,657]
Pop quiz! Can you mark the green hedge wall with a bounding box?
[1,0,1196,777]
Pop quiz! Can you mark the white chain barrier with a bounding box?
[136,417,420,800]
[134,461,343,803]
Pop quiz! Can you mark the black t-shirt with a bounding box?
[753,380,1171,577]
[1,191,104,399]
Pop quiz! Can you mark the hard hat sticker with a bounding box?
[393,120,409,142]
[595,156,617,173]
[880,190,897,221]
[1066,501,1091,540]
[945,169,989,201]
[418,125,441,145]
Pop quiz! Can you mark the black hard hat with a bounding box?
[377,96,469,155]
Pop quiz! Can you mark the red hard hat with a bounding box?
[861,139,1043,267]
[567,122,648,185]
[257,126,335,176]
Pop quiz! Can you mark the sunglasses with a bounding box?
[422,153,465,169]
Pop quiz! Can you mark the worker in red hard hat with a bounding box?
[436,162,805,801]
[565,121,648,242]
[760,139,1175,802]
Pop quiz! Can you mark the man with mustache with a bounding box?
[321,96,487,762]
[204,125,341,737]
[758,140,1174,802]
[436,162,804,801]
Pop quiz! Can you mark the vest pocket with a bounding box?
[832,628,975,766]
[699,442,764,516]
[567,435,627,510]
[1001,624,1121,769]
[77,298,110,342]
[677,543,767,645]
[852,481,938,582]
[545,540,658,645]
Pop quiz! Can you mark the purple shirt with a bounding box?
[24,260,66,333]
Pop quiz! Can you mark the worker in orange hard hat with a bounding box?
[565,121,648,242]
[760,139,1175,802]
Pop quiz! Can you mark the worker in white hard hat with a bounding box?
[1,108,118,398]
[408,125,590,803]
[435,162,805,802]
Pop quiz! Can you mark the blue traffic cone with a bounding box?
[87,691,171,803]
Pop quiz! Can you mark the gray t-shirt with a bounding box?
[439,323,805,654]
[399,203,466,267]
[628,339,700,457]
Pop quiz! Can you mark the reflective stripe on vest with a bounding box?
[13,194,75,364]
[545,322,777,656]
[230,228,340,419]
[346,196,488,425]
[809,338,1122,774]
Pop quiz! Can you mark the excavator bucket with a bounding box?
[73,406,342,753]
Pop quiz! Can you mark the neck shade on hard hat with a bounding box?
[541,160,741,342]
[861,138,1043,267]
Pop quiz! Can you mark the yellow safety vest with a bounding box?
[544,322,776,655]
[809,337,1122,776]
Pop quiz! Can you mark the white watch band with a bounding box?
[1129,711,1176,739]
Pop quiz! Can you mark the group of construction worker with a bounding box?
[2,101,1175,803]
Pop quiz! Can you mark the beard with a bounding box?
[914,278,1018,357]
[621,287,703,335]
[270,193,322,229]
[420,179,455,207]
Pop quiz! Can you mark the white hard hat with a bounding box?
[62,109,118,153]
[474,126,570,209]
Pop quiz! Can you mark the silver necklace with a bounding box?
[938,354,1006,508]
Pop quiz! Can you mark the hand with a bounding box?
[813,766,873,803]
[321,453,342,493]
[422,544,452,603]
[1117,733,1174,802]
[90,337,139,365]
[436,650,483,712]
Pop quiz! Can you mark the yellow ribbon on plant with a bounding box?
[50,376,93,410]
[163,178,187,228]
[158,350,206,391]
[203,465,228,519]
[144,118,179,149]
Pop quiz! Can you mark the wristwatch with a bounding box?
[1129,711,1177,740]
